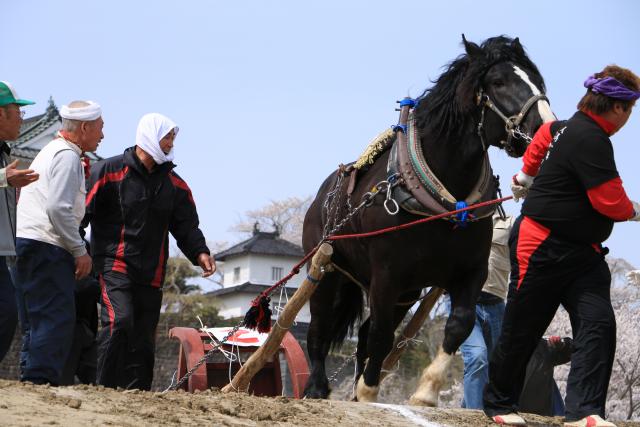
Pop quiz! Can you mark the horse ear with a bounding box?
[511,37,525,56]
[462,34,482,59]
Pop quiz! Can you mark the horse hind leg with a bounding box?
[409,283,477,406]
[304,272,363,399]
[355,279,403,403]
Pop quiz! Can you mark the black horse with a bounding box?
[301,35,554,404]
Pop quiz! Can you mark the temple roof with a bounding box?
[214,227,304,261]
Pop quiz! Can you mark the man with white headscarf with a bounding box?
[83,113,214,390]
[14,100,104,385]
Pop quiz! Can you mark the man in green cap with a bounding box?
[0,80,39,363]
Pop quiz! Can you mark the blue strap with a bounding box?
[455,201,469,225]
[399,98,415,107]
[306,274,321,285]
[393,124,407,133]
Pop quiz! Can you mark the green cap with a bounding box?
[0,81,35,107]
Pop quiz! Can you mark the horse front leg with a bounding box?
[409,272,483,406]
[355,280,397,403]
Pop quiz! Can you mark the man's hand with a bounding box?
[631,201,640,221]
[75,253,92,280]
[197,253,216,277]
[6,160,39,188]
[511,175,528,202]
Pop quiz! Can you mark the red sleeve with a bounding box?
[522,122,553,177]
[587,176,634,221]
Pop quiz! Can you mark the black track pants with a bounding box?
[483,216,615,421]
[96,270,162,390]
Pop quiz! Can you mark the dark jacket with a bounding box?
[83,147,209,286]
[0,141,17,256]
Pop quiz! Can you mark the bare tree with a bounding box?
[230,196,312,245]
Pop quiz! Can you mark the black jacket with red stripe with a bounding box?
[83,147,209,286]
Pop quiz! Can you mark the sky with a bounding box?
[3,1,640,272]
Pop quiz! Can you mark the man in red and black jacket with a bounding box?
[483,65,640,427]
[83,113,215,390]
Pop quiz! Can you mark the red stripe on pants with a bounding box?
[112,226,127,274]
[516,216,550,289]
[100,274,115,335]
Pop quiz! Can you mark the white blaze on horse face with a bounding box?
[513,65,556,123]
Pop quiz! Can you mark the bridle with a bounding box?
[476,88,548,152]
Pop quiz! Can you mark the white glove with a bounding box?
[511,171,534,202]
[630,201,640,221]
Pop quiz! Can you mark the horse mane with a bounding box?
[413,35,546,142]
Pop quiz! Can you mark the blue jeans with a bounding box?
[13,238,76,385]
[460,301,505,409]
[0,256,18,363]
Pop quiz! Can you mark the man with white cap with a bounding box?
[0,81,38,364]
[13,100,103,385]
[84,112,213,390]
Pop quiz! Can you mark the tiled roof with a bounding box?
[14,97,60,146]
[206,282,297,297]
[214,230,304,261]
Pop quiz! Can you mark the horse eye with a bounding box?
[493,79,505,87]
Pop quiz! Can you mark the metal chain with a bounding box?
[512,126,533,143]
[327,352,357,383]
[323,173,401,239]
[167,323,243,392]
[322,172,345,237]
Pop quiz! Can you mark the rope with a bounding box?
[326,196,512,241]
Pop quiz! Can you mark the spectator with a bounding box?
[519,336,573,417]
[13,100,103,385]
[0,81,38,363]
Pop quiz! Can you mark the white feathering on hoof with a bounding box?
[356,376,380,403]
[408,347,452,407]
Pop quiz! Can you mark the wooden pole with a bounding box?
[222,242,333,394]
[380,287,444,382]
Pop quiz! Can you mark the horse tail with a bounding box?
[329,279,364,350]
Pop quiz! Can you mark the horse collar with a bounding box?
[387,111,496,220]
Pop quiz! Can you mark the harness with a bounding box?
[387,90,546,220]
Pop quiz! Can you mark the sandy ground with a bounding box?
[0,380,638,427]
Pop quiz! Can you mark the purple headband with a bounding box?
[584,75,640,101]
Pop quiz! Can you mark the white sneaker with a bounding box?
[492,413,527,426]
[563,415,617,427]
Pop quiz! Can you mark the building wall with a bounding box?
[221,254,304,288]
[221,257,250,287]
[247,254,304,288]
[216,293,250,319]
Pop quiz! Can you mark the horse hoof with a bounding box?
[303,383,330,399]
[356,377,379,403]
[408,393,437,407]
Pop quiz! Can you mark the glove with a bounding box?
[511,171,533,202]
[630,201,640,221]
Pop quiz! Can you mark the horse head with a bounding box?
[458,35,555,157]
